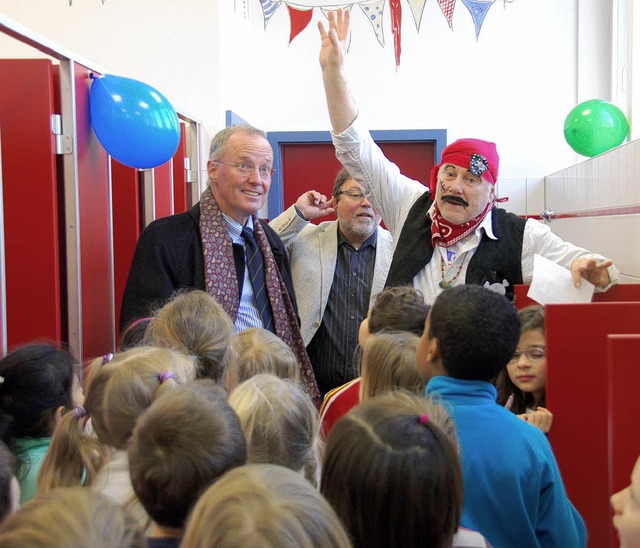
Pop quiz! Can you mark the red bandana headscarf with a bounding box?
[429,138,501,248]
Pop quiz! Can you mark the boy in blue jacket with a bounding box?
[416,285,586,548]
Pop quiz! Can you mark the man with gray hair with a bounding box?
[270,167,393,397]
[120,125,319,402]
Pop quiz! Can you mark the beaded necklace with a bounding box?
[439,255,465,289]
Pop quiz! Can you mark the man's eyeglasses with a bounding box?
[338,189,367,201]
[509,348,545,363]
[214,160,275,180]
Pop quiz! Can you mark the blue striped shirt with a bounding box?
[222,214,263,333]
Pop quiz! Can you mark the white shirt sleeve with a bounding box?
[331,122,427,245]
[521,218,619,290]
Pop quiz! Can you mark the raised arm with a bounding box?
[318,9,358,134]
[269,191,335,247]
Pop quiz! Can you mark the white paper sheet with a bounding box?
[527,254,594,305]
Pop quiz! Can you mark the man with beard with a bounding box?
[316,9,618,304]
[270,167,393,396]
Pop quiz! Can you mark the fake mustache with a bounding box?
[441,195,470,208]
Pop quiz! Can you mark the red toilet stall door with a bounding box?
[111,159,142,338]
[0,59,63,348]
[74,61,114,362]
[172,124,188,214]
[545,302,640,548]
[607,334,640,548]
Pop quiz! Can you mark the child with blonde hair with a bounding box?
[181,463,352,548]
[320,286,429,436]
[129,381,247,547]
[228,374,320,486]
[322,391,490,547]
[144,289,235,382]
[0,343,83,503]
[0,487,146,547]
[38,346,196,523]
[224,327,300,390]
[359,331,424,401]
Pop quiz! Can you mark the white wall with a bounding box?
[545,140,640,283]
[1,0,609,180]
[4,0,637,283]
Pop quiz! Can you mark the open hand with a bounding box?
[570,257,613,287]
[318,8,350,69]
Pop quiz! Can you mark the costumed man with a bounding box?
[318,10,618,303]
[120,125,319,403]
[270,167,393,396]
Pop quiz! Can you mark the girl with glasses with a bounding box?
[495,305,553,433]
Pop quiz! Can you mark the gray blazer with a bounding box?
[270,205,394,346]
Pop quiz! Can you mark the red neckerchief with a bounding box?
[431,200,494,248]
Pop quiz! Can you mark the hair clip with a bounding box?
[74,404,88,419]
[102,353,114,365]
[158,371,174,383]
[418,413,429,425]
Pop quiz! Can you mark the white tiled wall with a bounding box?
[507,140,640,282]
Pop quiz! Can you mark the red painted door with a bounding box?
[281,140,434,222]
[0,59,63,348]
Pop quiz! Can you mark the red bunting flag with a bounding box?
[438,0,457,28]
[287,5,314,44]
[390,0,402,66]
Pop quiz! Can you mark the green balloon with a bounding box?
[563,99,629,157]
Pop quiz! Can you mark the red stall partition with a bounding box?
[72,62,115,361]
[172,124,188,214]
[545,302,640,547]
[111,160,141,338]
[515,283,640,309]
[0,59,63,348]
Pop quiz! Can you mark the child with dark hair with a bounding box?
[129,381,247,547]
[416,285,586,547]
[0,343,82,503]
[321,390,489,547]
[320,286,429,436]
[119,317,153,351]
[495,304,553,433]
[0,441,19,523]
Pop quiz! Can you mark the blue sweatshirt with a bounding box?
[426,376,587,548]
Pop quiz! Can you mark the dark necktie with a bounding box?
[241,226,275,333]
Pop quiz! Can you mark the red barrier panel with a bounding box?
[74,62,114,360]
[111,160,141,339]
[607,334,640,547]
[0,59,63,347]
[546,303,640,547]
[153,159,173,220]
[515,284,640,309]
[173,124,188,214]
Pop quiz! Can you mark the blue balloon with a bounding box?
[89,74,180,169]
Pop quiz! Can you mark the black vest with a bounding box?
[384,192,526,300]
